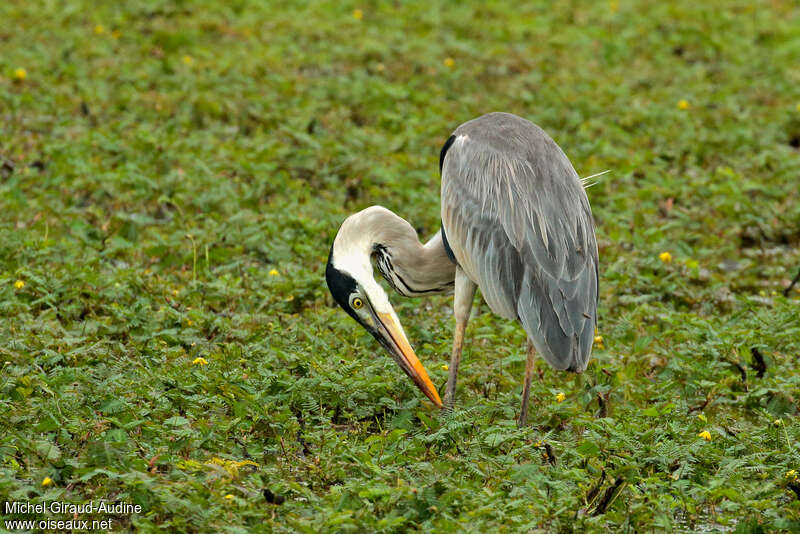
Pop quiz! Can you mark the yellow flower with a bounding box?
[14,280,25,289]
[697,430,711,441]
[42,476,54,487]
[441,364,449,371]
[186,319,193,326]
[224,493,235,500]
[443,57,455,68]
[555,392,566,403]
[594,335,603,345]
[352,8,363,20]
[659,251,672,264]
[677,99,690,110]
[192,357,208,365]
[94,24,105,34]
[172,289,179,296]
[14,68,27,81]
[697,413,707,422]
[268,269,279,276]
[773,419,783,427]
[786,470,798,481]
[182,55,194,66]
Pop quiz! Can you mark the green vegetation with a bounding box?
[2,0,800,531]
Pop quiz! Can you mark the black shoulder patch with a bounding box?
[439,134,456,174]
[440,223,457,265]
[325,244,359,322]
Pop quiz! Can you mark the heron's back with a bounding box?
[441,112,598,372]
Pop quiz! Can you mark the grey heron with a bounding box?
[325,112,598,425]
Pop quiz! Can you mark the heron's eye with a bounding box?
[352,297,363,309]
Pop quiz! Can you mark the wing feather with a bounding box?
[440,113,598,371]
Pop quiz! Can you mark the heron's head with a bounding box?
[325,207,442,408]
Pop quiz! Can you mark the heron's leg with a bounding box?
[518,340,536,427]
[443,267,477,410]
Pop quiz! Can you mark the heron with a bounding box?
[325,112,598,426]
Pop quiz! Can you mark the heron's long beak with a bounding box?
[372,311,442,408]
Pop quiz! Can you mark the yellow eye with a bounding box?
[352,297,363,309]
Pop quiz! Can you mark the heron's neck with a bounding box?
[372,229,456,296]
[336,206,456,297]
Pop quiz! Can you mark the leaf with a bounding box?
[36,440,62,462]
[483,432,507,448]
[100,398,128,415]
[164,416,190,427]
[386,429,407,443]
[576,440,601,457]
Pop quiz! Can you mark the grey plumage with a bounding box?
[441,112,598,372]
[325,111,599,423]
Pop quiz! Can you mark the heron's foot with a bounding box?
[517,411,528,428]
[442,391,457,413]
[518,399,531,427]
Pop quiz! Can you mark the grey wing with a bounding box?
[440,113,598,371]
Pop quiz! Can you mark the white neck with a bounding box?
[332,206,456,297]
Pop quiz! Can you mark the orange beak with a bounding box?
[375,312,443,408]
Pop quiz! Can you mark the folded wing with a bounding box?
[440,113,598,371]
